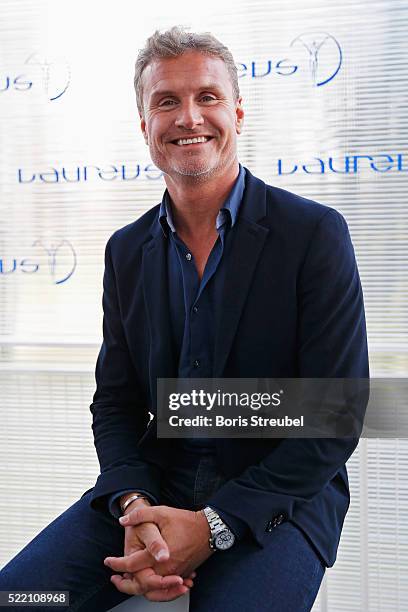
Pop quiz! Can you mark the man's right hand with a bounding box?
[109,496,195,601]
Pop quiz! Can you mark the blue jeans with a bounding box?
[0,449,325,611]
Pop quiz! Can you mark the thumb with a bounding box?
[138,523,170,562]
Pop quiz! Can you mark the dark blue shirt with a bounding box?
[160,164,245,453]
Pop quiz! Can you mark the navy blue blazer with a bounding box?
[88,168,369,568]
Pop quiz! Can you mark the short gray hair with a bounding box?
[134,26,240,115]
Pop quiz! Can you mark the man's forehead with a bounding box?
[143,52,230,95]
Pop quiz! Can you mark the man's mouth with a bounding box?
[171,136,213,146]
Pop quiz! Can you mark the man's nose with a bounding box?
[174,101,204,129]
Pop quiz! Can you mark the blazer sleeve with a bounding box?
[207,208,369,547]
[89,237,161,512]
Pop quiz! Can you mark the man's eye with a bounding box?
[160,100,177,106]
[201,96,216,102]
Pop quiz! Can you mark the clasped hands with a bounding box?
[104,504,214,602]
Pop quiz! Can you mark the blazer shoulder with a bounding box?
[264,186,351,258]
[264,182,346,230]
[243,169,347,234]
[106,203,161,256]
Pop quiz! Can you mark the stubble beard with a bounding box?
[151,143,235,185]
[172,154,214,177]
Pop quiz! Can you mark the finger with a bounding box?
[144,584,189,602]
[119,505,164,527]
[183,578,194,588]
[110,569,184,596]
[111,572,183,594]
[105,549,153,573]
[136,523,170,562]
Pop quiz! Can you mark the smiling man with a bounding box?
[141,50,242,180]
[0,27,368,612]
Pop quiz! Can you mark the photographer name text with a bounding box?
[168,415,304,428]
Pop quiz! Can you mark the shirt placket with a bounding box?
[174,221,226,378]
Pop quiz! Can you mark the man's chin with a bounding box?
[177,167,212,177]
[168,162,216,179]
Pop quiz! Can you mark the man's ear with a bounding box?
[235,97,244,134]
[140,115,149,145]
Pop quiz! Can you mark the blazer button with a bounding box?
[265,520,274,532]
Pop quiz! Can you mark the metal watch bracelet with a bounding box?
[203,506,236,551]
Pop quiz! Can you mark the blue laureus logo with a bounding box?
[238,31,342,86]
[0,240,77,284]
[277,154,406,175]
[24,52,71,101]
[289,32,342,86]
[17,163,163,184]
[1,52,71,101]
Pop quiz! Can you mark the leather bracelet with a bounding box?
[120,494,149,514]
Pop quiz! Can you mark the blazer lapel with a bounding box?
[214,221,269,376]
[142,223,177,383]
[214,169,270,376]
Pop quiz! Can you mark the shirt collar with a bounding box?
[159,164,246,237]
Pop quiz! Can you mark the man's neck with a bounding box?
[164,161,239,240]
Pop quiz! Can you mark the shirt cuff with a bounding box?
[109,489,159,519]
[208,504,249,541]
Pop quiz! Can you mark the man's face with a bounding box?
[140,51,244,180]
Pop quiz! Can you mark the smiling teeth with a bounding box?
[176,136,209,145]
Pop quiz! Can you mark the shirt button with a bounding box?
[186,253,192,261]
[193,306,198,314]
[193,359,200,368]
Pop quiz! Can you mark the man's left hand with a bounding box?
[104,506,214,594]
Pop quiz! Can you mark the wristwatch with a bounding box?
[202,506,236,551]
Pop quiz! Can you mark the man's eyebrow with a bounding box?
[150,84,223,98]
[150,90,175,99]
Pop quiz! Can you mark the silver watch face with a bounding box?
[214,529,235,551]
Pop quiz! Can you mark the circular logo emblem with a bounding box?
[290,32,342,86]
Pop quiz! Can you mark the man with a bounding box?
[0,27,368,611]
